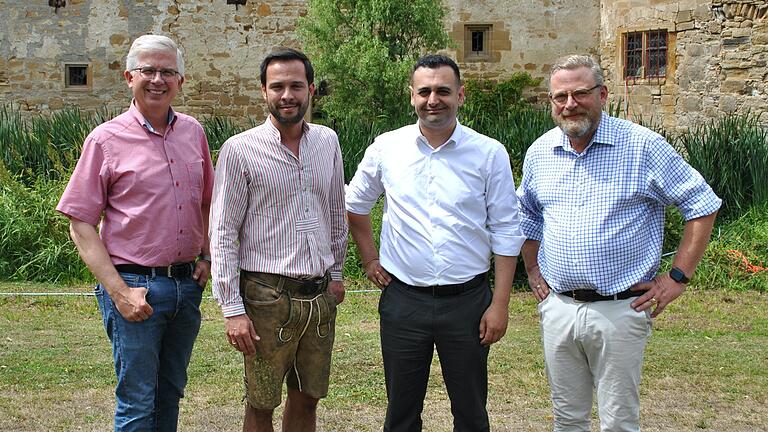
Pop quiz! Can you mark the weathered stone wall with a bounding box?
[444,0,600,96]
[0,0,308,122]
[0,0,600,122]
[600,0,768,131]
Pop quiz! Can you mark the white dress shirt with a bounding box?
[346,121,525,286]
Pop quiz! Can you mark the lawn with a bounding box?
[1,281,766,431]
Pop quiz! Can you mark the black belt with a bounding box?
[558,288,642,302]
[115,262,194,279]
[243,271,329,296]
[391,273,487,297]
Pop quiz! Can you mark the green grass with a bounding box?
[1,283,766,431]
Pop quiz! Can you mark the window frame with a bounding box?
[622,29,668,81]
[463,24,492,62]
[63,63,91,91]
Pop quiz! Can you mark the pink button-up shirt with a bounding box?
[57,102,215,266]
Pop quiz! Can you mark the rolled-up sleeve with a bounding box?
[486,145,525,256]
[345,141,385,215]
[516,149,544,242]
[645,137,722,220]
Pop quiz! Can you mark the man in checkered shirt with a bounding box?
[516,54,721,432]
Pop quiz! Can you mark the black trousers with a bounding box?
[379,276,492,432]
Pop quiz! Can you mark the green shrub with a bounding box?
[685,204,768,292]
[298,0,450,122]
[202,116,253,164]
[0,165,90,283]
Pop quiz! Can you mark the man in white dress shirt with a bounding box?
[346,54,525,432]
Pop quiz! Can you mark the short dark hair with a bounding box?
[411,54,461,84]
[259,47,314,86]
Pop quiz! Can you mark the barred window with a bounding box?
[65,64,89,88]
[623,30,668,80]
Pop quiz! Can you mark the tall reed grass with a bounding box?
[1,103,765,284]
[678,114,768,220]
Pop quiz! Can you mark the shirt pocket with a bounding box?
[186,160,204,203]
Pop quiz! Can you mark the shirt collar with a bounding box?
[551,111,614,152]
[129,100,176,133]
[263,115,311,142]
[415,118,463,150]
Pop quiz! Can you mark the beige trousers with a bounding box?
[539,292,653,432]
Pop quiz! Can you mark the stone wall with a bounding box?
[444,0,600,97]
[0,0,308,122]
[0,0,600,122]
[600,0,768,131]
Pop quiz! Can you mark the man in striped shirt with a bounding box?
[209,48,347,432]
[517,54,721,431]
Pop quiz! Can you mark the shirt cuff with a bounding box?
[330,270,343,281]
[221,302,246,318]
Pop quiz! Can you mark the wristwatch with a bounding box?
[669,267,690,284]
[198,253,212,263]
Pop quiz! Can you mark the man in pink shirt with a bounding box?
[57,34,214,432]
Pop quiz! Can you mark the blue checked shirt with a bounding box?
[516,112,721,295]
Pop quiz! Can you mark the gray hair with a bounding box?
[125,35,185,77]
[548,54,603,89]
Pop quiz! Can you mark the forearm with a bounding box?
[491,254,516,306]
[69,219,128,299]
[201,203,211,256]
[347,211,379,264]
[520,240,541,274]
[672,211,718,276]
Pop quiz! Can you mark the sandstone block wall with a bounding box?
[600,0,768,131]
[0,0,309,122]
[444,0,600,97]
[1,0,599,123]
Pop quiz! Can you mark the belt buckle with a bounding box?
[298,279,321,295]
[569,291,587,303]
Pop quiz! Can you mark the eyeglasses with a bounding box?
[549,84,602,106]
[130,66,180,81]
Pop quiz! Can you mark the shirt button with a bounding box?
[178,205,182,209]
[179,229,183,234]
[170,159,175,163]
[175,181,180,186]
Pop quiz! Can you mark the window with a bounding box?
[64,64,89,88]
[623,30,668,80]
[464,25,491,61]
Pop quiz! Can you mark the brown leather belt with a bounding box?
[243,271,329,295]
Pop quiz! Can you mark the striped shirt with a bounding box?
[210,118,348,317]
[516,112,721,295]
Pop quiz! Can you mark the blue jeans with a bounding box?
[95,272,203,432]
